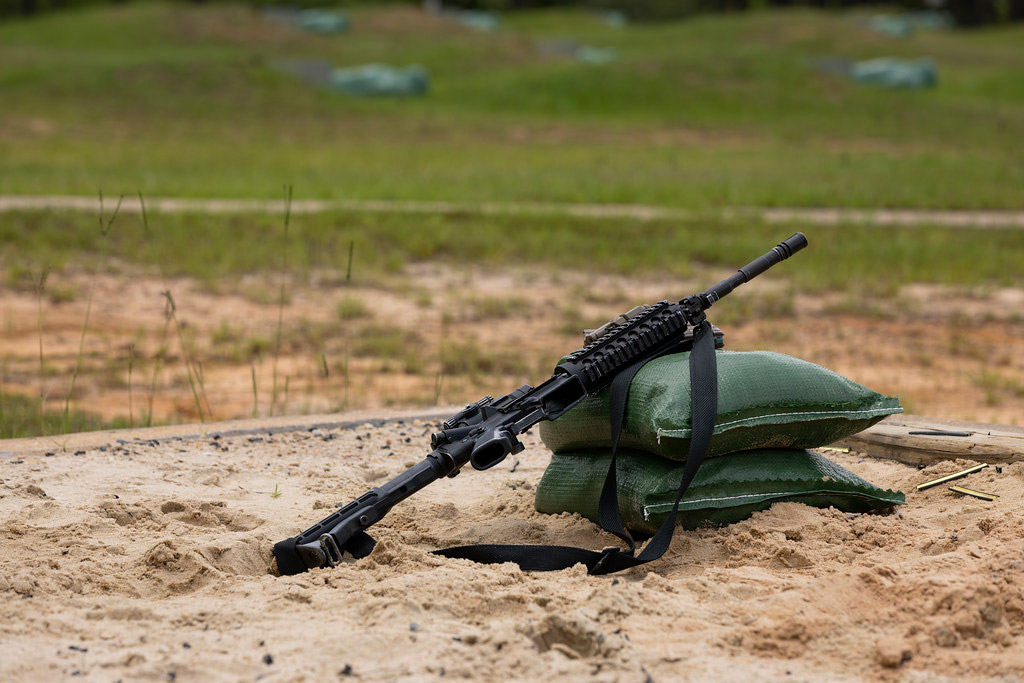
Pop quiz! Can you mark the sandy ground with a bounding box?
[2,413,1022,682]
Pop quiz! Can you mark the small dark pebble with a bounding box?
[997,466,1003,474]
[440,668,446,677]
[45,452,54,457]
[263,654,273,666]
[355,435,362,441]
[404,437,411,443]
[168,672,176,681]
[340,664,353,676]
[74,451,85,455]
[71,671,82,677]
[611,579,620,586]
[259,640,265,647]
[117,439,128,445]
[11,460,23,464]
[451,637,462,643]
[182,643,191,649]
[248,437,263,443]
[917,464,926,470]
[99,447,107,452]
[69,645,88,652]
[409,623,419,632]
[212,435,221,441]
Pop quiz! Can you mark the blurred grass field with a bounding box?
[2,2,1024,207]
[3,209,1023,293]
[1,2,1023,438]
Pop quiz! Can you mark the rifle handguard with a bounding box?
[557,299,699,394]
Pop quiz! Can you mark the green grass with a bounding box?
[2,208,1022,294]
[0,391,128,440]
[2,3,1024,208]
[336,294,369,320]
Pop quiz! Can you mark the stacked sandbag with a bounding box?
[536,349,905,534]
[297,9,349,34]
[330,64,429,97]
[851,58,938,89]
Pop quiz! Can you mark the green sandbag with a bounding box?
[330,64,429,97]
[298,9,349,34]
[851,58,938,89]
[535,448,905,535]
[540,350,901,461]
[453,10,499,32]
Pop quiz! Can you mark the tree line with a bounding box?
[2,0,1022,29]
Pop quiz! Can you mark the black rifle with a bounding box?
[273,233,808,575]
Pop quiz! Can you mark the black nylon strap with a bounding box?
[434,320,719,574]
[594,356,651,555]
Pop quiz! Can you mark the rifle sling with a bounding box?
[434,320,718,575]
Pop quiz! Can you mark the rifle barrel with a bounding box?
[701,232,807,305]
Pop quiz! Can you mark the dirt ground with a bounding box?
[2,264,1022,434]
[1,414,1022,681]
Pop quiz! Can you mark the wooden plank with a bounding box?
[835,414,1024,465]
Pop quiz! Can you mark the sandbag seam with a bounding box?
[642,489,903,518]
[655,405,904,439]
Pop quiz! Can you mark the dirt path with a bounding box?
[3,195,1024,229]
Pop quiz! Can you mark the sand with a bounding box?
[1,413,1022,681]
